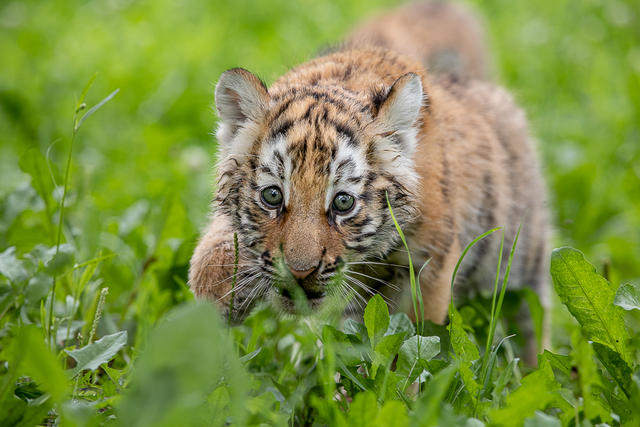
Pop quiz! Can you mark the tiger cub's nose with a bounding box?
[288,266,316,280]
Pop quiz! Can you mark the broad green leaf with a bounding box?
[489,378,552,426]
[0,326,64,427]
[364,294,390,349]
[0,401,51,427]
[465,419,486,427]
[207,387,230,427]
[323,325,363,366]
[592,342,633,396]
[335,354,368,393]
[344,318,370,346]
[448,323,479,364]
[544,350,572,377]
[324,324,352,344]
[375,400,408,427]
[534,355,562,391]
[385,312,415,338]
[23,245,59,270]
[459,361,482,407]
[239,348,262,364]
[417,320,450,357]
[396,335,440,386]
[0,247,29,284]
[372,368,405,403]
[550,247,631,364]
[348,391,378,425]
[371,332,406,379]
[523,411,561,427]
[549,390,577,427]
[571,329,612,423]
[114,303,248,427]
[65,331,128,378]
[490,356,560,426]
[2,325,67,402]
[614,283,640,311]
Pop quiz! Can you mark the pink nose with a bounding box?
[288,266,316,280]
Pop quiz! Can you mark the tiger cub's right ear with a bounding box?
[214,68,270,155]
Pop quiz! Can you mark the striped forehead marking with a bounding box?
[266,88,368,142]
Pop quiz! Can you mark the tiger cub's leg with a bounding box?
[189,214,259,323]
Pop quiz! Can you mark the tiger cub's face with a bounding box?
[213,68,424,317]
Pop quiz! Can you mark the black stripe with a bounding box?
[269,119,295,139]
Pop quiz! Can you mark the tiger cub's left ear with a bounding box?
[215,68,270,155]
[374,73,425,157]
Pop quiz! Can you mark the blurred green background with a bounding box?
[0,0,639,323]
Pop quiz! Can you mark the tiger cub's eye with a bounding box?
[332,193,355,213]
[261,186,283,207]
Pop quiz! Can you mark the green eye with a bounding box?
[261,186,283,207]
[332,193,355,213]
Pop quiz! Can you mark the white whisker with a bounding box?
[344,274,398,310]
[339,281,366,310]
[204,266,261,289]
[214,271,263,301]
[346,261,409,269]
[346,270,401,292]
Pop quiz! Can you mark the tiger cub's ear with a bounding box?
[374,73,425,158]
[214,68,270,155]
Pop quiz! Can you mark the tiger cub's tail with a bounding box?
[347,1,489,80]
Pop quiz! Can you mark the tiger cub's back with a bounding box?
[347,0,489,80]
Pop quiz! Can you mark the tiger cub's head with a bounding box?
[213,66,424,318]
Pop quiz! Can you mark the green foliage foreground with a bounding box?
[2,237,640,426]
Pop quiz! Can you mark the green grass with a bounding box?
[1,0,640,425]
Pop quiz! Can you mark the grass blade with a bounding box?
[386,192,426,333]
[448,227,502,355]
[75,88,120,131]
[76,72,98,112]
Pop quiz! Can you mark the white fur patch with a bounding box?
[376,73,425,158]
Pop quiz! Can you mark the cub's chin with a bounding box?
[268,282,350,318]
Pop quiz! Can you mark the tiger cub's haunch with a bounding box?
[189,1,550,357]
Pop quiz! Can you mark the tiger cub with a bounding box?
[189,1,550,360]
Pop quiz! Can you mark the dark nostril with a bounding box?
[288,266,316,280]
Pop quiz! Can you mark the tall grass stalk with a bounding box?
[45,89,87,345]
[386,194,433,399]
[483,218,524,366]
[385,193,425,334]
[447,227,502,355]
[45,74,119,345]
[474,218,524,417]
[485,228,505,353]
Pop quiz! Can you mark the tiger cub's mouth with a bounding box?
[265,256,350,316]
[273,285,326,301]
